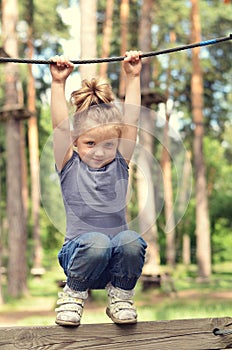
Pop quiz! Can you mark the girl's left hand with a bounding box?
[123,50,143,77]
[50,55,74,83]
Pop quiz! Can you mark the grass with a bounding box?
[1,262,232,326]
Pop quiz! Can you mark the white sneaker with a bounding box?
[106,283,137,324]
[55,288,88,327]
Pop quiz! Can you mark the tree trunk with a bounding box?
[191,0,211,279]
[118,0,129,98]
[80,0,97,80]
[0,195,3,304]
[27,1,43,271]
[137,115,160,275]
[178,151,192,265]
[99,0,114,79]
[0,274,3,305]
[0,129,4,304]
[2,0,28,297]
[139,0,153,92]
[161,31,177,268]
[182,234,191,265]
[20,123,29,222]
[161,112,176,267]
[6,120,28,297]
[138,0,160,275]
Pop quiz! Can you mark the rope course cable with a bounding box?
[0,34,231,65]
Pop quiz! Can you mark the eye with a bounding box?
[104,141,114,148]
[86,141,95,147]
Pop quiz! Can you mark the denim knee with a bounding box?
[73,232,112,267]
[77,231,112,251]
[110,230,147,290]
[112,230,147,253]
[65,232,112,290]
[58,232,112,277]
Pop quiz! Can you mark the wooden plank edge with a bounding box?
[0,317,232,350]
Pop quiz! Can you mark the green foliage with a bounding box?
[19,0,70,40]
[212,218,232,263]
[204,135,232,263]
[222,121,232,162]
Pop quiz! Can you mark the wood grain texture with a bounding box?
[0,317,232,350]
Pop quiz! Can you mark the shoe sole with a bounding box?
[55,319,80,327]
[106,308,137,324]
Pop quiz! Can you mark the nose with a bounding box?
[93,145,104,158]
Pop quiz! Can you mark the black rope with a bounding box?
[0,34,231,65]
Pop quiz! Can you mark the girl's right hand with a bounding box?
[49,55,74,83]
[123,50,142,77]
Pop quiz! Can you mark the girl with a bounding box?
[49,51,147,326]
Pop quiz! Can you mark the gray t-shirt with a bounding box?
[57,150,129,241]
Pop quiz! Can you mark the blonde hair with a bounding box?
[70,78,123,138]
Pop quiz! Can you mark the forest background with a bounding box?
[0,0,232,325]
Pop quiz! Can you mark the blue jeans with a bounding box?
[58,230,147,291]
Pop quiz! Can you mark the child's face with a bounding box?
[75,125,120,169]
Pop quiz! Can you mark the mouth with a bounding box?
[92,158,104,163]
[91,158,106,167]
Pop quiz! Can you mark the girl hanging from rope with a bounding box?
[49,50,147,327]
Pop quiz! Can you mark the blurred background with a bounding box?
[0,0,232,326]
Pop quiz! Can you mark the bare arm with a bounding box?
[50,56,74,171]
[118,50,142,163]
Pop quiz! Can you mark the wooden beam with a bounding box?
[0,105,32,121]
[141,89,167,107]
[0,317,232,349]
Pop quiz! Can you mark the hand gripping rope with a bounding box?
[0,34,231,65]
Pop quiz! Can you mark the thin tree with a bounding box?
[160,31,177,268]
[179,151,192,265]
[190,0,211,279]
[118,0,129,98]
[137,0,160,275]
[160,108,176,267]
[80,0,97,80]
[0,204,3,304]
[26,0,43,272]
[2,0,28,297]
[99,0,114,79]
